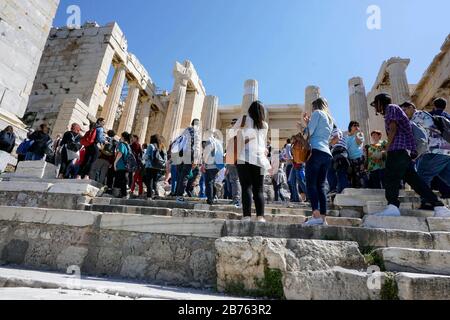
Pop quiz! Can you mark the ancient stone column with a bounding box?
[349,77,370,141]
[135,98,151,143]
[386,58,411,105]
[305,86,321,116]
[241,80,258,114]
[101,64,127,130]
[202,95,219,131]
[117,81,140,134]
[162,78,188,143]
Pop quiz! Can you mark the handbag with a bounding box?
[226,116,247,165]
[292,130,311,164]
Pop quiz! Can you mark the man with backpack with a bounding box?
[0,126,16,154]
[430,98,450,120]
[113,132,133,198]
[401,101,450,210]
[78,118,106,180]
[370,93,450,217]
[171,119,202,203]
[144,134,167,199]
[202,133,224,205]
[26,124,52,161]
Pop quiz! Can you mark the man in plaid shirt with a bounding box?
[370,93,450,217]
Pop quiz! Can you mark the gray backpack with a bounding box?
[411,121,429,157]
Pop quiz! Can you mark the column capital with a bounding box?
[112,62,126,71]
[127,80,140,89]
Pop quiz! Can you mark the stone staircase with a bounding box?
[0,163,450,299]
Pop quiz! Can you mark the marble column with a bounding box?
[101,64,127,130]
[117,81,140,134]
[305,86,321,116]
[241,80,258,114]
[349,77,370,141]
[162,78,188,143]
[135,98,151,143]
[202,95,219,131]
[386,58,411,105]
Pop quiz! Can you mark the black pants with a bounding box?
[385,150,443,208]
[58,148,71,177]
[79,144,99,178]
[176,164,193,197]
[145,168,159,198]
[205,168,219,204]
[237,163,265,217]
[106,167,115,189]
[186,167,200,197]
[114,170,128,198]
[272,180,285,202]
[368,169,385,189]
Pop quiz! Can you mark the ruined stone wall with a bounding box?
[0,0,60,133]
[25,23,120,129]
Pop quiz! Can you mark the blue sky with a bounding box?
[54,0,450,128]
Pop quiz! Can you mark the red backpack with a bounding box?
[80,128,97,147]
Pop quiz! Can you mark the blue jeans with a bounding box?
[289,165,307,202]
[417,153,450,189]
[199,173,206,198]
[170,164,178,194]
[25,152,44,161]
[306,149,332,215]
[328,165,349,193]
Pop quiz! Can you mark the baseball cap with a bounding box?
[370,93,392,107]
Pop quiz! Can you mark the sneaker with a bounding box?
[257,217,266,223]
[176,197,185,203]
[434,206,450,218]
[234,202,241,208]
[374,205,401,217]
[242,216,251,222]
[303,217,325,226]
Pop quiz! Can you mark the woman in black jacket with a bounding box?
[58,123,82,178]
[0,126,16,154]
[26,124,52,161]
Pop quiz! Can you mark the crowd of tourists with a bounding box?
[1,95,450,225]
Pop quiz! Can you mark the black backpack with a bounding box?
[0,131,15,153]
[125,144,139,172]
[151,146,167,170]
[433,115,450,143]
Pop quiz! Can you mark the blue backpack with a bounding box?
[17,139,33,155]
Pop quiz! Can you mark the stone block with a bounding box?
[376,248,450,275]
[327,217,362,227]
[335,194,385,207]
[432,232,450,250]
[386,229,434,249]
[48,183,99,197]
[0,181,52,193]
[91,197,112,205]
[215,237,366,293]
[362,216,429,232]
[283,267,383,300]
[427,218,450,233]
[0,150,16,173]
[100,214,225,238]
[396,272,450,300]
[0,206,99,227]
[13,161,57,179]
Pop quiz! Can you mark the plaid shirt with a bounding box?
[384,104,416,153]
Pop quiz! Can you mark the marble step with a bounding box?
[91,197,340,216]
[87,204,361,227]
[363,216,450,233]
[395,272,450,300]
[375,247,450,276]
[342,188,417,197]
[334,194,420,208]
